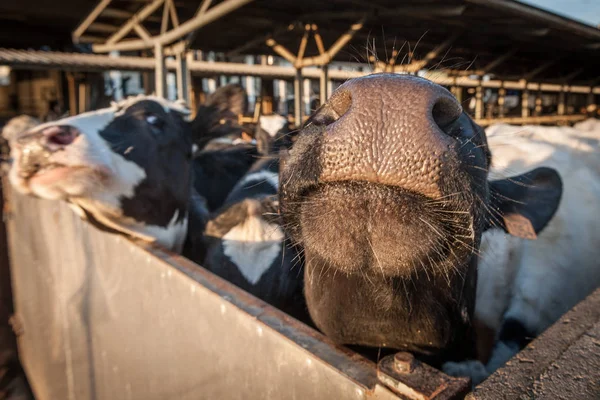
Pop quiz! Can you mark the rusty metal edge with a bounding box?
[126,238,385,392]
[468,287,600,399]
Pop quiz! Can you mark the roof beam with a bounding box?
[184,0,214,46]
[106,0,165,45]
[399,31,462,73]
[560,68,585,83]
[524,59,560,80]
[72,0,112,43]
[301,18,365,67]
[226,24,299,57]
[93,0,254,53]
[266,18,364,68]
[87,22,120,34]
[481,48,519,74]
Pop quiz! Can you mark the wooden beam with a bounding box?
[560,68,585,83]
[266,39,297,64]
[400,31,462,72]
[93,0,255,52]
[101,8,162,22]
[73,0,112,43]
[133,24,152,43]
[475,114,586,127]
[312,25,326,55]
[87,22,120,34]
[161,0,171,34]
[168,0,180,28]
[294,68,303,126]
[106,0,165,45]
[297,25,310,62]
[524,59,559,80]
[67,72,77,115]
[155,43,166,98]
[481,48,518,74]
[300,18,365,67]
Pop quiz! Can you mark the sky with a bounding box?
[519,0,600,27]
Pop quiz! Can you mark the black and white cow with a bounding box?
[279,73,563,367]
[8,96,195,252]
[443,122,600,384]
[8,87,251,242]
[202,151,306,319]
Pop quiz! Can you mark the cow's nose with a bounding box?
[16,125,79,178]
[313,73,464,198]
[40,125,80,149]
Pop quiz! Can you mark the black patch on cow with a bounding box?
[223,157,279,206]
[192,144,259,211]
[98,100,192,227]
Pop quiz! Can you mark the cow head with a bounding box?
[279,74,562,362]
[8,96,193,252]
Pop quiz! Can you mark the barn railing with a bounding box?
[2,181,599,399]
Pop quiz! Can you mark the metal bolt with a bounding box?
[393,352,415,374]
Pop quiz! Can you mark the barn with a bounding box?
[0,1,599,399]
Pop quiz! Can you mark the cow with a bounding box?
[278,73,563,367]
[202,156,306,319]
[5,85,249,255]
[192,111,294,212]
[443,122,600,384]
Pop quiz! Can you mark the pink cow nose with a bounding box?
[41,125,80,148]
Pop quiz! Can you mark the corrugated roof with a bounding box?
[1,0,599,84]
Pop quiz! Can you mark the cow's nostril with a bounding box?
[43,126,79,147]
[307,90,352,127]
[432,97,463,136]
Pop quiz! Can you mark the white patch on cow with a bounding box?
[259,114,287,137]
[222,213,284,285]
[233,170,279,191]
[466,122,600,382]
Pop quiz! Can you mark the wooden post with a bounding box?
[154,43,166,98]
[587,88,595,116]
[320,64,329,105]
[67,72,77,116]
[175,51,189,103]
[294,68,303,127]
[475,84,483,120]
[535,89,542,117]
[521,88,530,118]
[498,86,506,118]
[261,79,274,115]
[78,81,88,113]
[558,87,565,116]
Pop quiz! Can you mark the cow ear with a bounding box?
[191,84,248,150]
[205,84,248,116]
[486,167,562,239]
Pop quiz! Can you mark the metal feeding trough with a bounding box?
[2,184,599,400]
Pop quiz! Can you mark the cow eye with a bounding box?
[145,113,161,126]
